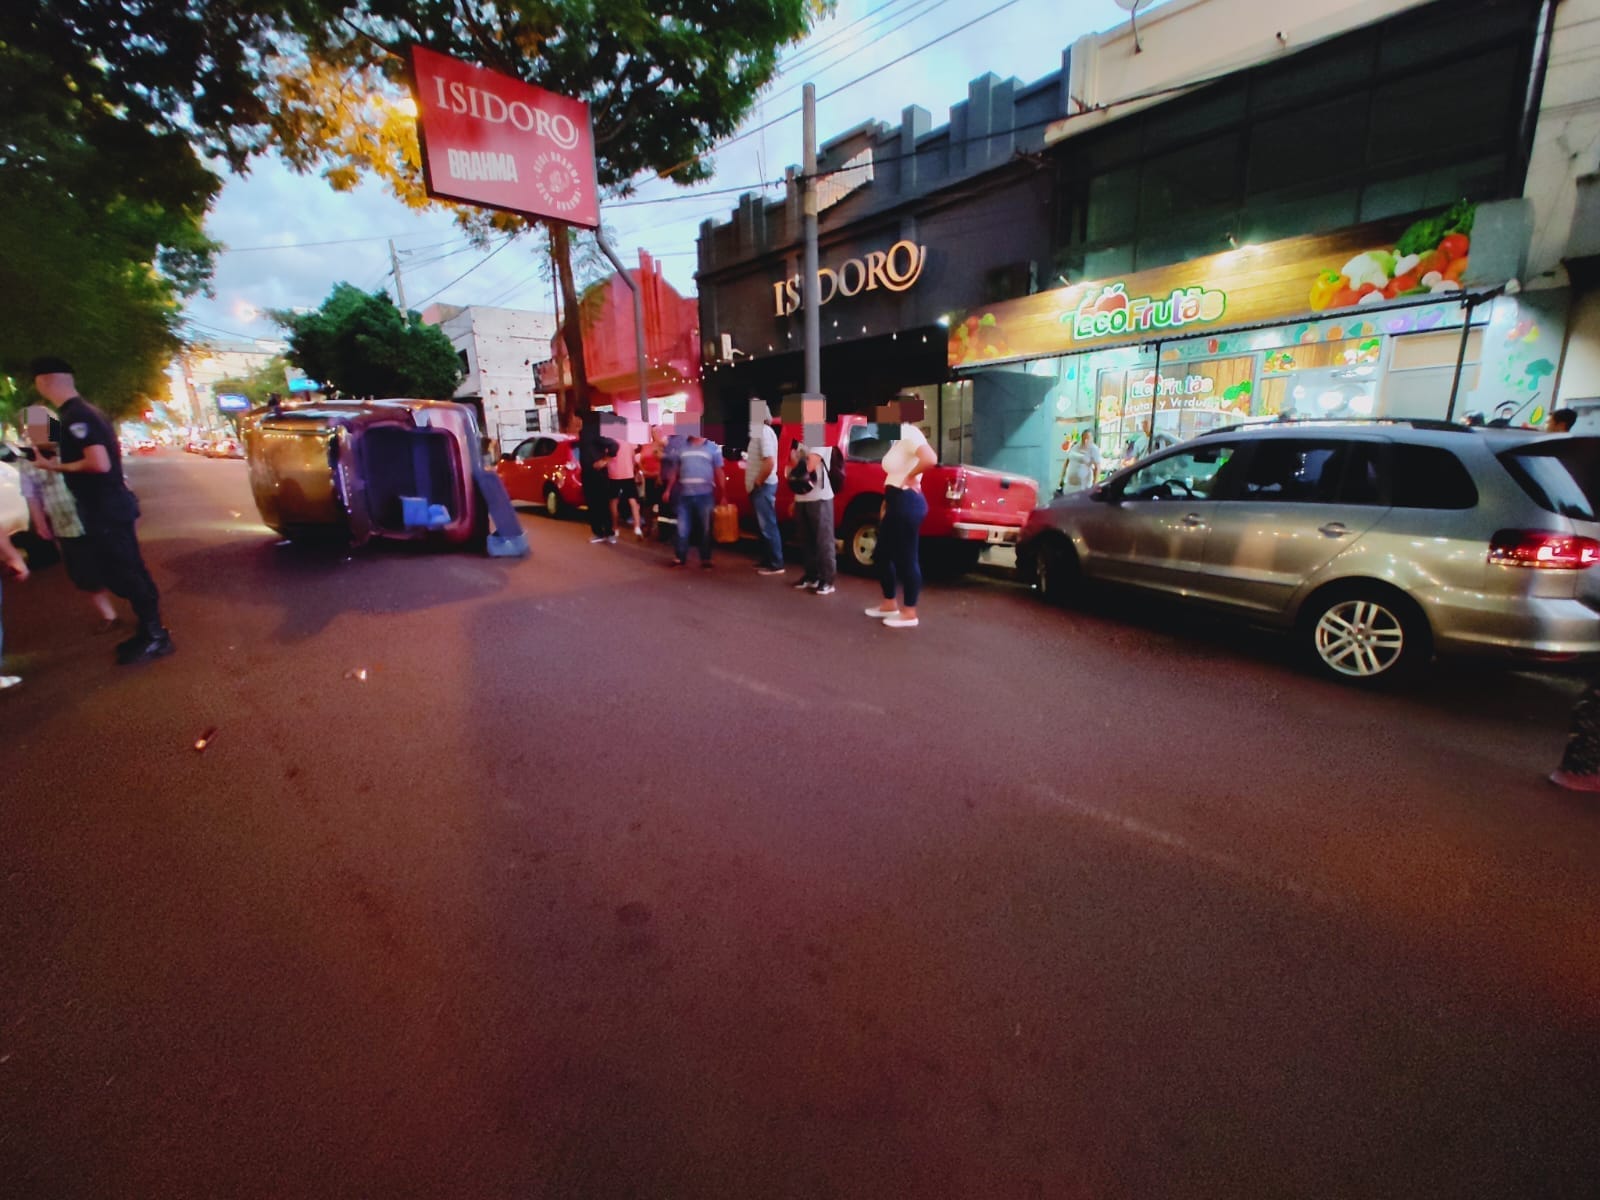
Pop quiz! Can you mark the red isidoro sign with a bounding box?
[410,45,600,228]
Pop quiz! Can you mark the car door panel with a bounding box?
[1198,439,1388,613]
[1082,443,1240,594]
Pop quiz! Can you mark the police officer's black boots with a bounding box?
[115,625,176,666]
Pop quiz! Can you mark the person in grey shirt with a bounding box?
[662,423,724,567]
[788,398,837,595]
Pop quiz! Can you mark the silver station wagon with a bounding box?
[1017,420,1600,684]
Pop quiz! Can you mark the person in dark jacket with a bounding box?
[30,357,174,665]
[577,412,618,544]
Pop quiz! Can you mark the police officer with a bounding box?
[30,356,175,665]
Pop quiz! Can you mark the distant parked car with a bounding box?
[205,436,244,459]
[497,433,584,517]
[1018,420,1600,685]
[240,399,487,548]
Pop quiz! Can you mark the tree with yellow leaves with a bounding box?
[268,1,831,419]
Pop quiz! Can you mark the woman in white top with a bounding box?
[864,399,937,629]
[1061,429,1103,493]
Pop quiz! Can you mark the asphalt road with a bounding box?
[4,452,1599,1199]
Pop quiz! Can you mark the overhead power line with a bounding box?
[413,236,518,307]
[219,230,450,253]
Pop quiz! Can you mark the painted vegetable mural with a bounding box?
[1308,201,1476,312]
[948,312,1010,366]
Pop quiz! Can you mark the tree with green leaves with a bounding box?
[267,0,831,418]
[0,1,246,414]
[275,283,463,399]
[212,355,295,410]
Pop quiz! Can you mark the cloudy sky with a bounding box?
[183,0,1136,346]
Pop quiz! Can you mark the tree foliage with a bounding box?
[0,1,248,414]
[275,283,463,399]
[266,0,830,416]
[1,1,298,178]
[0,174,206,419]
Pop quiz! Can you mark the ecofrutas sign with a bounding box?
[948,203,1495,368]
[410,45,599,228]
[1068,282,1227,341]
[772,239,927,316]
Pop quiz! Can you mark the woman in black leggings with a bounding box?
[864,399,936,629]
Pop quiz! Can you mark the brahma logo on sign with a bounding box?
[410,45,599,228]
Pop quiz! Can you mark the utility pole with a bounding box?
[802,83,822,402]
[389,239,408,313]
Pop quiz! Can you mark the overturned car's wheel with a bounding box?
[544,487,562,518]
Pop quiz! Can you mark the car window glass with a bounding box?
[1120,444,1238,501]
[1234,440,1347,503]
[1339,441,1388,505]
[1500,442,1600,519]
[1393,444,1478,509]
[512,440,537,460]
[531,437,556,457]
[845,424,894,463]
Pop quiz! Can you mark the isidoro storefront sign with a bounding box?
[772,239,927,316]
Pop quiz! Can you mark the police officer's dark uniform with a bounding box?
[577,416,617,541]
[55,394,174,663]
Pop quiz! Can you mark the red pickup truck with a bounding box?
[724,414,1038,574]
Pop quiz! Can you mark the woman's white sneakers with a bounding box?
[864,606,918,628]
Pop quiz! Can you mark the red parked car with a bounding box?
[497,434,585,517]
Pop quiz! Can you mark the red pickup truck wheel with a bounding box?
[839,501,880,574]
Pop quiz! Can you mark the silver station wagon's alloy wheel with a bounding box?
[1303,586,1429,685]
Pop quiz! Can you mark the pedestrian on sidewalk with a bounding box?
[30,357,174,665]
[864,396,936,629]
[20,408,118,631]
[578,412,618,544]
[745,399,784,576]
[662,420,723,568]
[788,398,838,596]
[1,460,30,691]
[1060,428,1103,494]
[607,416,643,540]
[1550,676,1600,792]
[639,427,665,537]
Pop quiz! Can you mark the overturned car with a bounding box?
[240,399,526,555]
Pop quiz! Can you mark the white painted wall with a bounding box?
[1559,288,1600,402]
[432,305,559,450]
[1069,0,1432,125]
[1525,0,1600,283]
